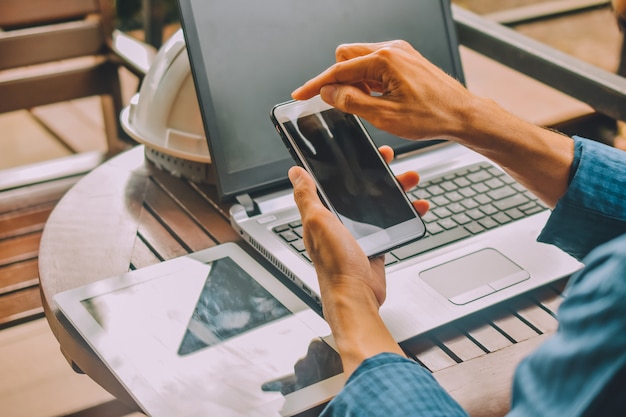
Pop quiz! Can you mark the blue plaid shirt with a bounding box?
[321,137,626,417]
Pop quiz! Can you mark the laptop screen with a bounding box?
[178,0,464,200]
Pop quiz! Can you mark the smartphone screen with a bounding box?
[272,97,426,257]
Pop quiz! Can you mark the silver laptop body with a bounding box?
[179,0,582,342]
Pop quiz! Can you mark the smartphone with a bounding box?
[271,95,426,258]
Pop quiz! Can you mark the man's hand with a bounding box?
[292,39,575,208]
[289,165,388,305]
[292,40,475,142]
[288,148,427,376]
[289,145,427,306]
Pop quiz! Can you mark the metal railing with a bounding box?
[452,4,626,122]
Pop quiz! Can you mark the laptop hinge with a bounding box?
[235,193,260,217]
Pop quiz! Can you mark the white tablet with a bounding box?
[55,243,344,417]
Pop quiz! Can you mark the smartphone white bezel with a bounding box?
[271,96,426,258]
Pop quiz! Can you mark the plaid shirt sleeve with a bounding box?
[538,136,626,260]
[512,136,626,415]
[319,353,469,417]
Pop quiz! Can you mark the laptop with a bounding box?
[178,0,582,342]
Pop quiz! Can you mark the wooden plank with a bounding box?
[455,315,513,353]
[0,201,54,239]
[129,235,162,270]
[0,17,103,70]
[31,98,108,154]
[530,286,565,316]
[143,179,217,252]
[150,169,241,243]
[431,325,487,362]
[0,232,41,266]
[434,334,550,417]
[136,205,189,261]
[0,287,43,328]
[400,335,458,372]
[0,58,119,114]
[479,306,541,343]
[505,296,560,334]
[0,259,39,294]
[188,181,234,220]
[0,0,97,28]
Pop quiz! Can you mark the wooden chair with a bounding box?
[0,0,152,156]
[0,0,157,331]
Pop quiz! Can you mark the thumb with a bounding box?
[288,166,322,215]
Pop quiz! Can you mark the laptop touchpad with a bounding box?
[420,248,529,305]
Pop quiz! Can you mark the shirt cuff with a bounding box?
[538,136,626,261]
[320,353,468,417]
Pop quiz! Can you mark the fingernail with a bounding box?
[291,87,303,99]
[288,166,301,185]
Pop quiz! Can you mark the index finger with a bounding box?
[292,54,382,101]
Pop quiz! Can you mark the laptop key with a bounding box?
[493,194,529,211]
[487,185,517,201]
[523,205,545,215]
[279,230,299,242]
[465,221,485,234]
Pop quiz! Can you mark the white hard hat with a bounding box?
[120,29,210,164]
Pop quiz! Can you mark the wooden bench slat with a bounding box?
[431,325,488,362]
[188,181,234,220]
[400,336,458,372]
[150,169,241,243]
[455,315,514,353]
[530,286,565,316]
[0,201,55,239]
[479,305,542,343]
[136,206,190,262]
[143,179,217,253]
[434,334,549,417]
[0,17,103,70]
[506,296,560,334]
[0,232,41,267]
[0,0,98,28]
[0,59,119,113]
[0,287,43,328]
[0,258,39,294]
[129,235,162,270]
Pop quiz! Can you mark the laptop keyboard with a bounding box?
[272,162,548,266]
